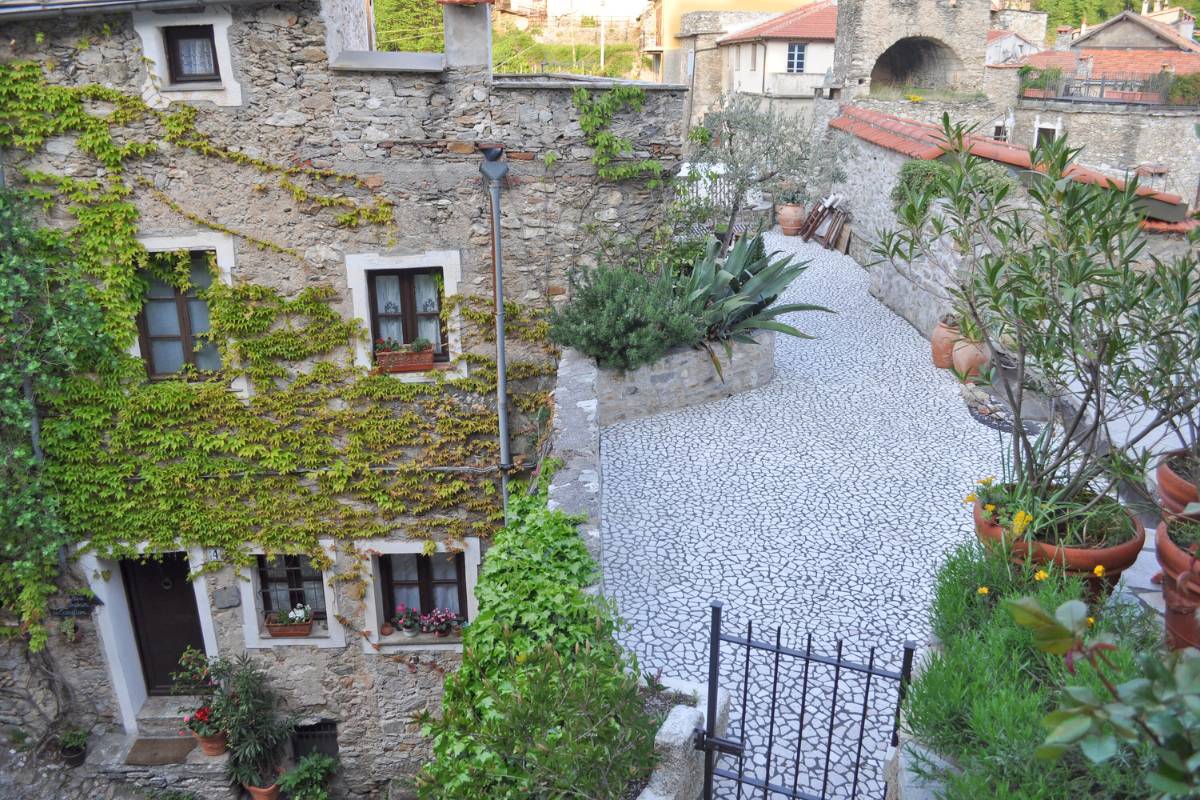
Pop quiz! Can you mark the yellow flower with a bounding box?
[964,492,977,505]
[977,586,989,595]
[1034,569,1049,582]
[978,476,995,487]
[1093,565,1106,578]
[1012,510,1033,536]
[984,504,996,513]
[1087,617,1095,627]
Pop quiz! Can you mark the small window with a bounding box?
[137,252,221,378]
[292,721,338,760]
[750,44,757,72]
[164,25,221,84]
[1036,126,1057,147]
[787,43,806,74]
[993,125,1007,141]
[257,555,327,622]
[367,269,447,360]
[380,553,467,620]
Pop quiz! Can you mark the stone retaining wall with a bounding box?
[638,677,730,800]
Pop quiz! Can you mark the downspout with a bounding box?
[479,147,513,522]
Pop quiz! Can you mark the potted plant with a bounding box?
[59,726,88,767]
[219,656,294,800]
[394,604,420,638]
[949,312,988,382]
[1155,519,1200,649]
[774,186,806,236]
[421,608,461,638]
[930,313,961,369]
[181,705,227,756]
[278,753,339,800]
[265,603,313,638]
[374,337,435,374]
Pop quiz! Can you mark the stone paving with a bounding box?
[601,233,1004,799]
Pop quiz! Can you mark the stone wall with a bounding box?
[677,11,777,126]
[0,2,686,797]
[1013,99,1200,204]
[991,8,1049,43]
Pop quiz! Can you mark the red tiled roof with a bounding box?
[1071,10,1200,52]
[1021,47,1200,75]
[719,1,837,45]
[1142,218,1199,233]
[827,105,1186,209]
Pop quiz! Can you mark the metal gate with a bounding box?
[693,601,916,800]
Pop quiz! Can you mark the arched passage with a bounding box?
[870,37,963,89]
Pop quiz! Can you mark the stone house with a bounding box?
[989,0,1048,47]
[716,1,838,121]
[985,28,1040,65]
[0,0,684,797]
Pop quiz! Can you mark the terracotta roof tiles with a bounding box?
[1021,47,1200,76]
[719,1,837,45]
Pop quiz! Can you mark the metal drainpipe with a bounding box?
[480,147,512,522]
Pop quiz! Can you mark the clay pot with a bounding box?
[777,203,805,236]
[61,745,86,768]
[951,340,990,381]
[1157,452,1200,520]
[380,623,395,637]
[1155,521,1200,650]
[973,500,1145,596]
[195,731,227,757]
[401,626,419,638]
[243,783,280,800]
[930,321,961,369]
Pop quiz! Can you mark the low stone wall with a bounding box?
[595,334,776,427]
[638,677,730,800]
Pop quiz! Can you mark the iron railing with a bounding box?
[1020,71,1188,106]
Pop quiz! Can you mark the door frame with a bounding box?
[80,545,218,734]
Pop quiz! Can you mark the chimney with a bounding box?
[1141,0,1149,14]
[1179,18,1196,40]
[1079,16,1087,35]
[441,0,493,72]
[1054,24,1074,49]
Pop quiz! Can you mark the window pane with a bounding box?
[145,300,181,336]
[298,556,322,580]
[302,579,326,613]
[177,36,215,76]
[188,299,211,334]
[429,554,457,580]
[194,341,222,371]
[417,316,442,352]
[378,317,404,342]
[145,275,176,299]
[390,585,420,615]
[432,584,460,615]
[374,275,403,315]
[150,340,185,373]
[188,257,213,292]
[388,554,419,581]
[414,274,439,313]
[262,555,287,579]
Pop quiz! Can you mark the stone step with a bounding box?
[135,695,197,737]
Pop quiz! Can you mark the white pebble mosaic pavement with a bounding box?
[600,233,1004,798]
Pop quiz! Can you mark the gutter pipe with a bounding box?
[479,147,513,523]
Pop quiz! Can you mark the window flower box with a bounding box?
[375,349,435,373]
[265,604,314,637]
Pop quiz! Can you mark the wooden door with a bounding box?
[121,553,205,696]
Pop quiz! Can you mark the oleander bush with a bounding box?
[905,544,1158,798]
[418,481,656,799]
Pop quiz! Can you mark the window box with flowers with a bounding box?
[265,604,314,638]
[373,336,435,374]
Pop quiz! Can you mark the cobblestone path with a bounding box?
[601,233,1002,798]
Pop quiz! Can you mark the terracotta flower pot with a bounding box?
[376,349,435,374]
[952,340,990,381]
[930,321,961,369]
[1155,521,1200,650]
[195,731,227,757]
[776,203,806,236]
[243,783,280,800]
[1157,452,1200,520]
[973,500,1145,596]
[264,614,313,638]
[380,623,394,636]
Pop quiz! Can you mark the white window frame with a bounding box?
[345,250,466,380]
[133,8,243,107]
[134,232,249,397]
[359,537,482,654]
[1033,114,1063,148]
[235,540,347,649]
[786,42,807,74]
[79,543,219,735]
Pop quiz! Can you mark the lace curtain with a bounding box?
[178,37,216,77]
[414,274,442,353]
[374,275,405,342]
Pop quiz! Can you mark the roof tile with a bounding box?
[719,1,837,45]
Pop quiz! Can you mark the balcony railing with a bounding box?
[1020,70,1197,107]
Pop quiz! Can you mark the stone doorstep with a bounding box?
[135,694,199,737]
[83,732,235,798]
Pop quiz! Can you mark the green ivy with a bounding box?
[571,86,665,187]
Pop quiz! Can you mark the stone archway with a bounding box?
[870,36,964,88]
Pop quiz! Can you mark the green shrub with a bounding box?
[278,753,338,800]
[890,159,1016,213]
[418,483,657,799]
[549,265,701,371]
[1168,73,1200,105]
[905,545,1155,797]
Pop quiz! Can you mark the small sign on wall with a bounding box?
[51,593,103,618]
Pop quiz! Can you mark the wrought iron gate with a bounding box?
[693,601,916,800]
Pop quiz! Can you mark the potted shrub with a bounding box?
[421,608,460,638]
[394,604,420,638]
[1155,519,1200,649]
[774,186,806,236]
[949,313,988,382]
[219,656,294,800]
[59,726,88,767]
[278,753,339,800]
[182,705,227,756]
[930,313,960,369]
[374,337,435,374]
[265,603,313,638]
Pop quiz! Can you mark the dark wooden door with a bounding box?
[121,553,205,696]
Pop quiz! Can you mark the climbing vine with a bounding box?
[0,60,555,648]
[571,86,665,186]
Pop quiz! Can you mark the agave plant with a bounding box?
[678,234,832,363]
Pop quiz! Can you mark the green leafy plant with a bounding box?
[418,480,657,798]
[1009,596,1200,797]
[278,753,339,800]
[549,264,702,370]
[218,656,294,789]
[58,726,88,751]
[572,87,664,185]
[1168,73,1200,106]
